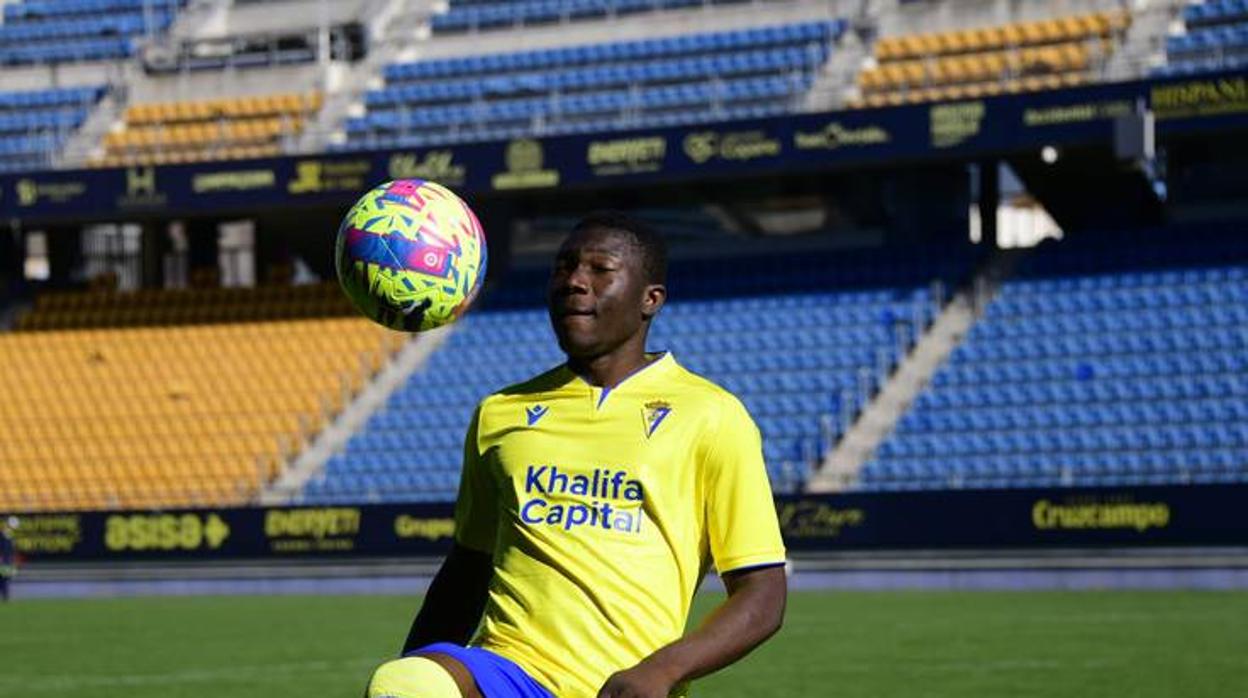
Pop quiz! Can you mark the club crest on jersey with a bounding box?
[642,400,672,438]
[525,404,549,426]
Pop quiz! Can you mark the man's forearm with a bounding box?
[402,545,493,653]
[638,565,787,685]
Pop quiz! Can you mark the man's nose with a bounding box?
[563,264,591,292]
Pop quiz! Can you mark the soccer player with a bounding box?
[368,212,787,698]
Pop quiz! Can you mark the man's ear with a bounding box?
[641,284,667,319]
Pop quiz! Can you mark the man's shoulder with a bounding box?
[667,360,750,419]
[476,363,572,414]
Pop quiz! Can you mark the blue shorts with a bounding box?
[408,643,553,698]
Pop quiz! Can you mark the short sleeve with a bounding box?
[453,404,498,553]
[701,396,787,574]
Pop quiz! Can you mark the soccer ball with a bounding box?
[335,179,487,332]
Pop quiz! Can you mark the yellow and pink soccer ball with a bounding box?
[335,179,487,332]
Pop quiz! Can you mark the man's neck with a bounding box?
[567,337,656,388]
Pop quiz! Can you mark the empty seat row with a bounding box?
[390,21,840,80]
[354,76,807,131]
[873,11,1128,61]
[339,103,789,150]
[370,47,824,107]
[433,0,705,32]
[853,74,1085,108]
[1166,23,1248,55]
[898,399,1248,433]
[5,0,180,20]
[933,354,1244,386]
[0,36,132,64]
[880,424,1248,458]
[0,10,172,44]
[18,282,355,330]
[104,115,304,149]
[1183,0,1248,27]
[124,92,321,125]
[88,144,280,168]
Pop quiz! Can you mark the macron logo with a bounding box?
[525,404,550,426]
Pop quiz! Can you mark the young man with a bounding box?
[368,212,787,698]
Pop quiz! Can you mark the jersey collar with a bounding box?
[566,351,675,409]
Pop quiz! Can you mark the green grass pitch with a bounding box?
[2,591,1245,697]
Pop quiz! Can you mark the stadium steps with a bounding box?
[58,85,123,168]
[808,247,1025,492]
[1103,0,1176,81]
[314,0,433,153]
[806,16,866,111]
[260,325,453,505]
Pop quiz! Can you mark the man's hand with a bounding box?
[596,660,677,698]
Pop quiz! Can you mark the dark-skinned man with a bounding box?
[367,212,787,698]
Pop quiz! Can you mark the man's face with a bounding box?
[547,227,662,360]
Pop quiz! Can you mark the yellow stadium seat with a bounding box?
[938,30,967,55]
[980,26,1006,52]
[1002,22,1026,47]
[1021,20,1046,46]
[894,35,921,60]
[875,37,898,61]
[858,68,883,91]
[901,61,925,88]
[961,27,987,53]
[1063,42,1090,70]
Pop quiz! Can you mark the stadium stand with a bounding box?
[852,10,1130,108]
[859,227,1248,491]
[0,85,107,172]
[340,20,844,150]
[0,304,402,512]
[1156,0,1248,76]
[91,92,323,167]
[0,0,184,65]
[302,244,975,504]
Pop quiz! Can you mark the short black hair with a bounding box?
[570,210,668,285]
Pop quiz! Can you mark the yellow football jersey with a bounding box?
[454,352,787,697]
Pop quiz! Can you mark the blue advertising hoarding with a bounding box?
[5,485,1245,562]
[2,70,1246,223]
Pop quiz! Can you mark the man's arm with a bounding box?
[597,564,787,698]
[401,543,494,654]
